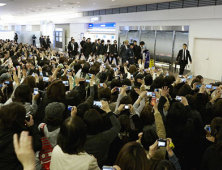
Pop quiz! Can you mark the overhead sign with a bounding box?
[88,23,116,29]
[90,17,100,22]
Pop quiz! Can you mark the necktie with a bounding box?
[183,50,185,60]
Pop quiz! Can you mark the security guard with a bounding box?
[126,43,135,65]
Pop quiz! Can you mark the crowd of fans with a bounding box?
[0,38,222,170]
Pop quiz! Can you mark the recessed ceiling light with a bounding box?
[52,7,55,8]
[30,8,32,9]
[78,6,81,7]
[0,3,6,7]
[48,3,50,5]
[93,3,96,5]
[38,6,40,7]
[77,2,80,3]
[66,8,68,9]
[112,0,115,1]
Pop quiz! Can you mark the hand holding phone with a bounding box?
[34,88,38,95]
[158,139,167,147]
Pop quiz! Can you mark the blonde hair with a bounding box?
[124,40,129,44]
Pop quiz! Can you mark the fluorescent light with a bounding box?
[0,3,6,7]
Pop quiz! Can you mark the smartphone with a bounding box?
[179,75,184,78]
[176,96,182,101]
[114,68,117,71]
[156,98,159,103]
[187,75,193,80]
[0,84,3,88]
[180,78,186,83]
[85,79,90,83]
[124,105,129,109]
[34,88,38,95]
[63,81,69,86]
[88,74,92,77]
[205,126,211,132]
[102,166,114,170]
[32,73,35,77]
[43,77,49,82]
[213,86,217,90]
[116,87,120,91]
[4,81,10,85]
[152,66,155,70]
[68,105,73,112]
[100,83,103,87]
[206,84,212,89]
[158,139,167,147]
[166,73,169,76]
[154,88,159,92]
[196,85,202,88]
[127,86,132,90]
[131,75,133,80]
[147,92,152,97]
[152,92,156,97]
[40,72,43,76]
[93,101,102,108]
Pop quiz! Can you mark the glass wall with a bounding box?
[156,31,173,63]
[119,30,127,46]
[140,30,156,59]
[128,31,140,43]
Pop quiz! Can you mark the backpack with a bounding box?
[39,123,53,170]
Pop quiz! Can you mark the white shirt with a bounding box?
[183,49,187,60]
[72,43,74,50]
[125,44,128,49]
[50,145,100,170]
[107,45,110,52]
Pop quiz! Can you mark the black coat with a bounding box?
[97,44,106,56]
[68,42,78,55]
[110,44,118,56]
[82,42,92,55]
[105,44,111,53]
[42,39,48,49]
[133,45,141,59]
[119,44,129,58]
[0,126,42,170]
[176,49,192,64]
[46,39,51,48]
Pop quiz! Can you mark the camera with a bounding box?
[127,86,131,90]
[175,96,182,101]
[158,139,167,147]
[102,166,114,170]
[25,111,32,122]
[68,106,73,112]
[124,105,129,109]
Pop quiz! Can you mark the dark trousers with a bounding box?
[104,52,111,64]
[111,55,118,65]
[179,60,186,75]
[129,58,135,65]
[33,40,36,47]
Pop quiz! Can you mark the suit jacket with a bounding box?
[125,48,134,60]
[110,44,118,56]
[105,44,111,53]
[96,44,106,56]
[83,42,92,55]
[46,39,51,48]
[176,49,192,65]
[133,45,141,59]
[68,42,78,52]
[42,39,48,49]
[119,44,129,58]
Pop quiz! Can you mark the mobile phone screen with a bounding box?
[93,101,102,108]
[206,84,212,89]
[43,77,49,82]
[63,81,69,86]
[124,105,129,109]
[34,88,38,95]
[147,92,152,96]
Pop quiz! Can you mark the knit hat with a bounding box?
[45,102,65,119]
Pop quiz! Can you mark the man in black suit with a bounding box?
[104,40,111,64]
[42,36,48,50]
[68,39,78,58]
[110,40,119,65]
[39,35,43,47]
[133,40,141,64]
[119,40,129,65]
[96,40,106,62]
[82,38,92,60]
[176,44,192,75]
[47,36,51,49]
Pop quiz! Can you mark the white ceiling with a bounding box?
[0,0,177,16]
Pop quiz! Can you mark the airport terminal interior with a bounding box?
[0,0,222,170]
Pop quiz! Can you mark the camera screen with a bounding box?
[63,81,69,86]
[85,79,90,83]
[158,141,166,147]
[147,92,152,96]
[180,78,186,83]
[68,106,72,112]
[124,105,129,109]
[43,77,49,82]
[93,101,102,108]
[176,96,182,101]
[206,84,212,89]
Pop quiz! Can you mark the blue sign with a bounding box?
[88,23,116,29]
